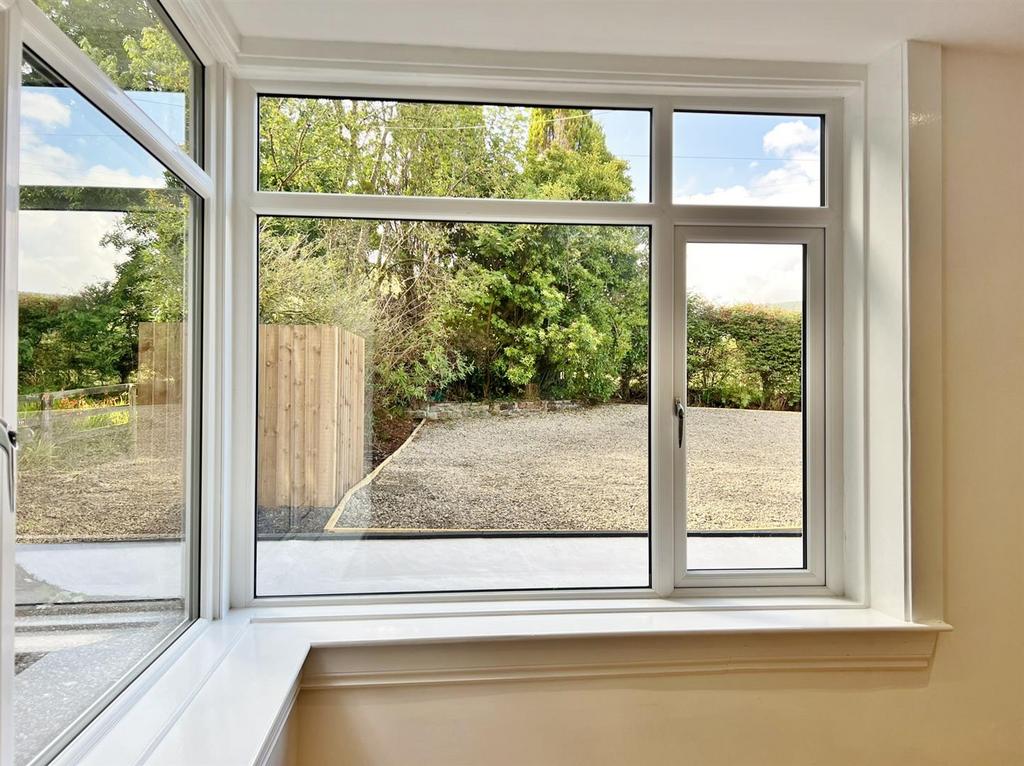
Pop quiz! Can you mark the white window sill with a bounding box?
[62,599,950,766]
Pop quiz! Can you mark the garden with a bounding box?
[17,17,804,540]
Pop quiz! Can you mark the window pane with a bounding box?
[258,96,650,202]
[674,112,823,207]
[31,0,201,158]
[15,50,198,765]
[255,216,649,595]
[685,242,804,570]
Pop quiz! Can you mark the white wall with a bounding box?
[286,46,1024,766]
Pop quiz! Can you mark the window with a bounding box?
[11,32,203,766]
[258,96,651,202]
[31,0,203,159]
[676,228,825,581]
[255,216,650,596]
[247,93,838,599]
[673,111,824,206]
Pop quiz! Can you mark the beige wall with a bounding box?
[289,48,1024,766]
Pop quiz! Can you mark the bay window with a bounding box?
[0,3,945,760]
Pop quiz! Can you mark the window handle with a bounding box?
[674,398,685,448]
[0,417,15,512]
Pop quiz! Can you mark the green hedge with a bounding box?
[687,294,802,411]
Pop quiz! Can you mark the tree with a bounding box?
[256,100,649,412]
[21,92,653,421]
[33,0,189,93]
[522,108,633,201]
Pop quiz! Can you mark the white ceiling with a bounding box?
[213,0,1024,64]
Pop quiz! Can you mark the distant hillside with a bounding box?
[772,300,802,312]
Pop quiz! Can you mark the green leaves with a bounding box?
[686,294,802,411]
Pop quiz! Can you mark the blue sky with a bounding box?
[20,86,182,188]
[591,109,821,206]
[672,112,821,206]
[19,86,185,295]
[589,109,651,202]
[20,89,815,303]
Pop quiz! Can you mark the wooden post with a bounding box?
[128,383,137,451]
[40,392,52,441]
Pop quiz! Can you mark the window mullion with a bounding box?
[650,98,676,594]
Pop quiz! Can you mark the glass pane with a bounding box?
[255,216,650,595]
[15,50,197,765]
[674,112,823,207]
[685,242,804,570]
[31,0,201,158]
[258,96,650,202]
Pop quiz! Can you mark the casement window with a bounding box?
[0,2,209,764]
[239,92,843,599]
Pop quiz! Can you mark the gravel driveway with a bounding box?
[333,404,802,533]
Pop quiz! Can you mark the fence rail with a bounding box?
[18,383,133,407]
[18,322,185,450]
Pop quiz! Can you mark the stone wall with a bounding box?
[409,400,582,421]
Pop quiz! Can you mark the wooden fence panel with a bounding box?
[136,322,184,460]
[137,322,183,406]
[257,325,366,511]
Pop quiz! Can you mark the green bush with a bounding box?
[686,294,802,411]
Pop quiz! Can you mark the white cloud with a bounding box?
[20,124,166,188]
[21,91,71,127]
[687,242,803,307]
[20,210,126,295]
[762,120,820,157]
[675,120,821,207]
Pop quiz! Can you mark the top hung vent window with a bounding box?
[32,0,203,159]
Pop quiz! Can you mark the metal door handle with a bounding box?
[0,417,16,512]
[674,399,685,448]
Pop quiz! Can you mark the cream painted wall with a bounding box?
[288,47,1024,766]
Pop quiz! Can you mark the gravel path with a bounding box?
[686,406,802,531]
[335,404,802,532]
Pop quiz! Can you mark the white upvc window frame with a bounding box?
[231,78,847,605]
[0,0,223,763]
[674,224,834,590]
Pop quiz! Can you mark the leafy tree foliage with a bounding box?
[257,98,649,414]
[19,290,129,391]
[686,295,803,411]
[20,40,796,419]
[33,0,190,93]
